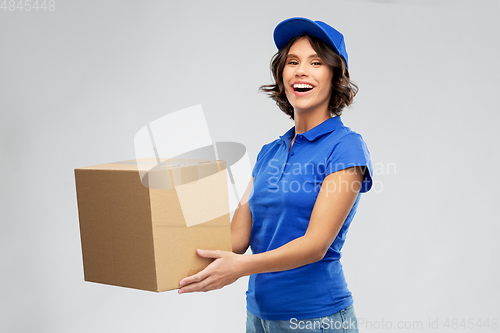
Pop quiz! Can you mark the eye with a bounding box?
[312,61,322,66]
[287,60,298,65]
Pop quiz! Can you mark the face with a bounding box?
[282,37,334,117]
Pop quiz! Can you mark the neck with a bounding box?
[293,108,331,137]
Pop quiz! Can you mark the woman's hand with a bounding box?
[178,249,244,294]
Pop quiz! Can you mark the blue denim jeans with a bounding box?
[246,305,359,333]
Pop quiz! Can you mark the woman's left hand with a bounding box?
[178,249,244,294]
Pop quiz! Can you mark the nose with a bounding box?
[295,64,308,77]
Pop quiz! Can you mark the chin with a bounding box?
[292,105,316,113]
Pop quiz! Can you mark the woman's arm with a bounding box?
[231,177,254,255]
[178,166,365,293]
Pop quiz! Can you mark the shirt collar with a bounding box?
[279,115,344,143]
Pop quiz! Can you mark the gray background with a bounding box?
[1,0,499,332]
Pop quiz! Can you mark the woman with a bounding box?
[179,17,373,332]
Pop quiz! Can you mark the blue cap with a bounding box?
[273,17,349,69]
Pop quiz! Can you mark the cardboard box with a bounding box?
[74,158,232,292]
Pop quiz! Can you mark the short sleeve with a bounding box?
[326,133,373,193]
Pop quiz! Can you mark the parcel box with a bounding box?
[74,158,232,292]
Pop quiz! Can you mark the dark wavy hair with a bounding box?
[259,34,358,119]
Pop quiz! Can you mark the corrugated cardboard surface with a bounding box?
[75,159,232,292]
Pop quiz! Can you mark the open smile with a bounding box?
[291,82,315,96]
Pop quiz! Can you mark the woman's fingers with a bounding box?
[196,248,223,259]
[178,250,220,287]
[178,249,242,294]
[179,266,210,287]
[178,276,213,293]
[180,275,226,293]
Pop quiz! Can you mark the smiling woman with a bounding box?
[178,17,373,333]
[260,33,358,120]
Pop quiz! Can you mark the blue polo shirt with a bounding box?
[246,115,373,320]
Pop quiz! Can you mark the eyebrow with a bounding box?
[286,53,320,59]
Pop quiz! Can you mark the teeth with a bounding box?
[293,83,313,89]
